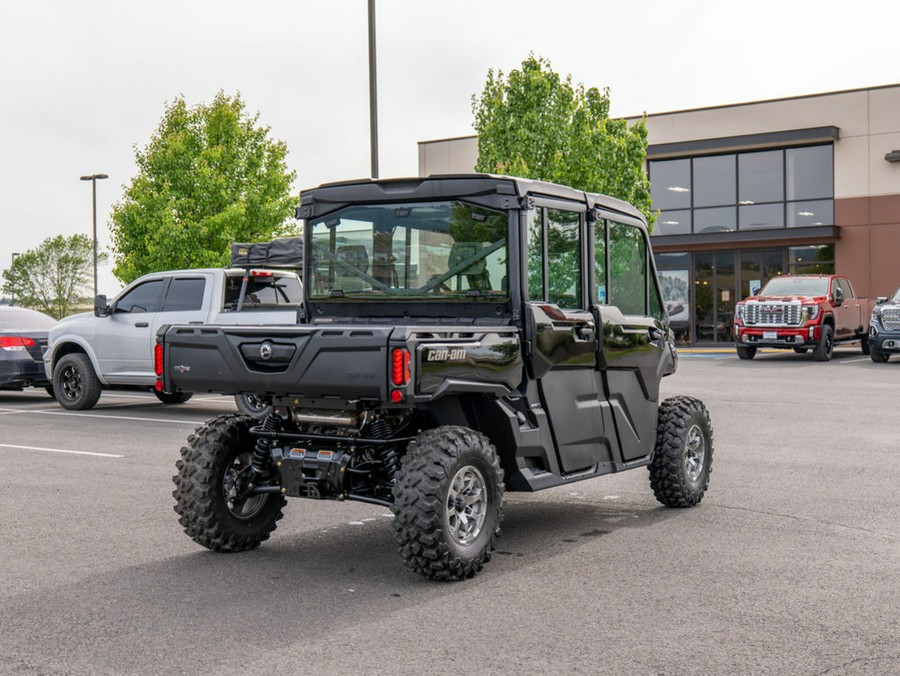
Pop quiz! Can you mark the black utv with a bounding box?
[158,174,713,580]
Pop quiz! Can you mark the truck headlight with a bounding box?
[801,304,820,322]
[735,305,744,320]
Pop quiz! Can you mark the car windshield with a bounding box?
[0,307,56,331]
[891,288,900,303]
[759,277,829,297]
[308,201,509,301]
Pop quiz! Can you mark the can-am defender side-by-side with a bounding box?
[158,175,713,580]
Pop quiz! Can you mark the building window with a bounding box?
[649,145,833,236]
[788,244,834,274]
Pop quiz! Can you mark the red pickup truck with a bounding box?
[733,274,873,361]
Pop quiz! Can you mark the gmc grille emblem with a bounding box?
[259,342,273,361]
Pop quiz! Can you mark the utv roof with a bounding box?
[298,174,645,225]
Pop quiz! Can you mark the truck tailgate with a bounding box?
[161,325,391,400]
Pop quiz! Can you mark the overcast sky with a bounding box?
[2,0,898,295]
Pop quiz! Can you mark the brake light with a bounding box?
[154,343,163,377]
[250,269,274,278]
[391,348,410,386]
[0,336,35,351]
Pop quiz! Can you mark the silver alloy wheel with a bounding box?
[222,452,269,519]
[445,465,487,546]
[684,423,706,483]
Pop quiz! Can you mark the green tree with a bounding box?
[472,54,654,225]
[110,91,297,283]
[2,234,102,318]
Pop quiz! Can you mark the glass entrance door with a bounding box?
[692,252,737,344]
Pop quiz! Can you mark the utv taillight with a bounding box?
[391,348,410,386]
[154,343,163,377]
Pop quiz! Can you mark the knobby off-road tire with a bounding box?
[870,344,890,363]
[649,396,713,508]
[234,393,272,418]
[814,324,834,361]
[392,426,504,581]
[53,353,102,410]
[736,345,756,360]
[154,390,193,404]
[173,413,284,552]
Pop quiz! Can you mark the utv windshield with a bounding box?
[759,276,829,296]
[308,201,509,301]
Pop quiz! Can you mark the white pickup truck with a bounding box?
[45,267,302,410]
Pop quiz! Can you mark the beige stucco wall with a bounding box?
[631,86,900,199]
[418,85,900,200]
[418,136,478,177]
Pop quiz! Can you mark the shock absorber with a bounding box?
[368,417,399,483]
[250,411,279,478]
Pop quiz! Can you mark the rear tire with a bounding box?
[53,353,102,410]
[860,336,870,355]
[649,396,713,508]
[813,324,834,361]
[392,426,504,581]
[173,414,285,552]
[154,390,193,404]
[736,345,756,360]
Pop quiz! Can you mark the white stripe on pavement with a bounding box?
[12,409,204,425]
[0,443,123,458]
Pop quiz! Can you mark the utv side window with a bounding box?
[526,207,583,309]
[594,219,607,304]
[546,209,582,309]
[608,221,647,316]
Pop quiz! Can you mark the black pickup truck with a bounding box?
[158,174,714,580]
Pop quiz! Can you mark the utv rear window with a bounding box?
[307,201,509,301]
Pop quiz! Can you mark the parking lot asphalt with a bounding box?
[1,348,898,675]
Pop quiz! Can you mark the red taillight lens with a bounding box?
[250,269,274,277]
[391,348,410,386]
[154,343,164,377]
[0,336,34,350]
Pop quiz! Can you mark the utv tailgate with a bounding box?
[160,325,392,400]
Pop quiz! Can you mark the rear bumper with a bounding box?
[0,358,50,389]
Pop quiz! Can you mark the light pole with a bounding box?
[368,0,378,178]
[80,173,108,299]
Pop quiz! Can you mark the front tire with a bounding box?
[814,324,834,361]
[154,390,193,404]
[736,345,756,360]
[173,414,285,552]
[53,353,102,410]
[793,347,808,354]
[649,396,713,508]
[392,426,504,581]
[870,344,890,363]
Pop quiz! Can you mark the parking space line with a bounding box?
[0,443,123,458]
[12,409,204,425]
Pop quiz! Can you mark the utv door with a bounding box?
[594,217,675,462]
[523,205,611,474]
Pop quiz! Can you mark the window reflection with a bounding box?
[650,144,833,236]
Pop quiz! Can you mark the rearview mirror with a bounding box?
[94,294,110,317]
[833,287,843,307]
[876,296,888,305]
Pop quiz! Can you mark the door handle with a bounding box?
[575,324,595,340]
[135,322,149,328]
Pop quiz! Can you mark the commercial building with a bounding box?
[418,84,900,344]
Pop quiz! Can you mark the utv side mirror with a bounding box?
[876,296,888,305]
[94,294,110,317]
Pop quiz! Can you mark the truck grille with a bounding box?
[882,307,900,331]
[743,301,802,326]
